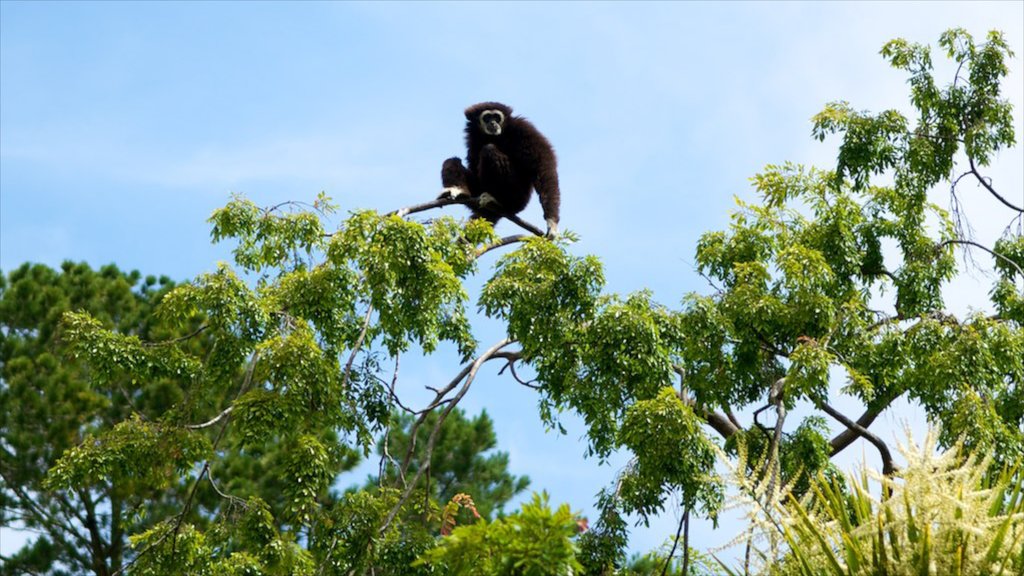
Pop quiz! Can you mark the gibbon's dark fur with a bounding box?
[440,102,560,233]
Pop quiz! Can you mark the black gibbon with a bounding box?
[438,102,561,237]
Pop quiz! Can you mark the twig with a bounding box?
[476,234,532,257]
[342,305,374,388]
[185,406,234,430]
[661,507,689,576]
[379,339,512,535]
[968,156,1024,213]
[939,239,1024,280]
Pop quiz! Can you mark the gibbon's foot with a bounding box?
[545,218,559,239]
[478,192,503,210]
[438,186,470,200]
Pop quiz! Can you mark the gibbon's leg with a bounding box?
[469,208,502,225]
[476,144,521,215]
[438,157,472,199]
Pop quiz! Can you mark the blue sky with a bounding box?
[2,0,1022,561]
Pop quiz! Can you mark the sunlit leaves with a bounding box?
[61,310,203,388]
[283,435,333,524]
[45,415,211,492]
[991,235,1024,322]
[209,193,334,273]
[328,211,479,357]
[414,492,583,576]
[618,388,723,521]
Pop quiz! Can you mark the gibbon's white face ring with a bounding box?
[480,109,504,136]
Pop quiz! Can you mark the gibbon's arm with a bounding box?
[535,165,560,237]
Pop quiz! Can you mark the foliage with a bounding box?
[765,430,1024,576]
[0,262,196,576]
[413,492,584,575]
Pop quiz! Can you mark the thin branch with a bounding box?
[662,507,689,576]
[387,195,547,237]
[968,156,1024,213]
[939,239,1024,280]
[207,466,247,507]
[682,508,692,576]
[496,352,540,389]
[763,379,786,514]
[142,324,208,347]
[820,401,895,476]
[378,355,408,487]
[342,305,374,388]
[387,196,466,218]
[120,350,261,575]
[380,338,513,535]
[185,406,234,430]
[476,234,532,257]
[867,311,906,332]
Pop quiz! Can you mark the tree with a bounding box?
[0,263,190,576]
[13,28,1023,574]
[0,262,530,576]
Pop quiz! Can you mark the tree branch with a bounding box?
[119,350,261,575]
[476,234,533,257]
[968,156,1024,213]
[820,401,895,476]
[828,402,889,455]
[342,305,374,388]
[185,406,234,430]
[387,195,547,237]
[939,239,1024,280]
[662,507,689,576]
[671,365,739,439]
[380,338,513,535]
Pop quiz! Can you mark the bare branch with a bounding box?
[939,239,1024,280]
[118,350,262,575]
[387,195,547,237]
[476,234,533,257]
[820,401,895,476]
[495,351,540,389]
[662,507,689,576]
[380,338,513,534]
[828,401,891,456]
[185,406,234,430]
[968,156,1024,213]
[763,379,786,510]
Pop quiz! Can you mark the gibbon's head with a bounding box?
[465,102,512,137]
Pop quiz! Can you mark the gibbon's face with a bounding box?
[478,109,505,136]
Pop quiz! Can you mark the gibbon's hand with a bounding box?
[545,218,559,239]
[478,192,502,210]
